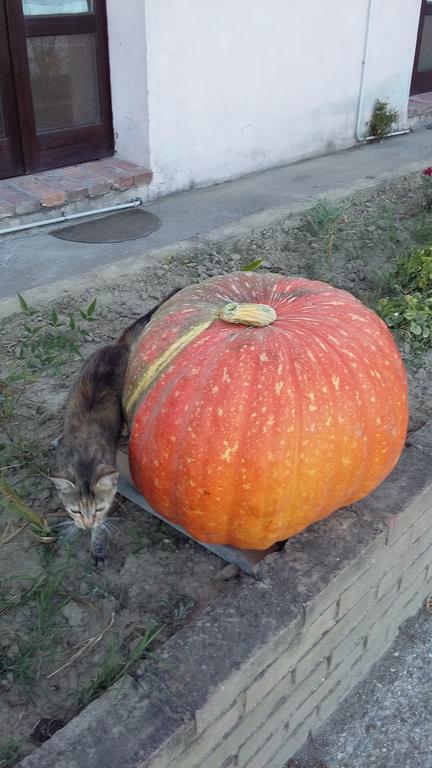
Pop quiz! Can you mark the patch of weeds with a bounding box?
[408,213,432,247]
[375,200,402,245]
[388,245,432,292]
[159,594,194,627]
[77,622,164,709]
[0,572,47,616]
[378,292,432,350]
[0,478,54,542]
[305,199,351,270]
[16,294,96,374]
[0,367,31,423]
[0,738,22,768]
[1,564,73,686]
[376,246,432,352]
[369,99,399,140]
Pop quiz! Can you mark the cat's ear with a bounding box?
[94,465,119,493]
[50,475,77,495]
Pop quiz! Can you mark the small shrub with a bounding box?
[369,99,399,140]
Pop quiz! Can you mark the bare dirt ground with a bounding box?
[1,172,432,765]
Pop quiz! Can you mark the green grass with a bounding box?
[0,478,54,540]
[0,564,73,687]
[77,622,164,709]
[0,738,22,768]
[304,198,352,273]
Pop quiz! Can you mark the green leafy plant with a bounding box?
[377,246,432,351]
[389,246,432,292]
[16,294,96,374]
[241,258,263,271]
[369,99,399,140]
[378,292,432,348]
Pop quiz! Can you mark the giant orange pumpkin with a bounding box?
[124,272,408,549]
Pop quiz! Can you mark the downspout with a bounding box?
[355,0,410,142]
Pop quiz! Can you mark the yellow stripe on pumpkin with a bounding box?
[126,319,213,413]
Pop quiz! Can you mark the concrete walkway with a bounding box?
[292,608,432,768]
[1,130,432,309]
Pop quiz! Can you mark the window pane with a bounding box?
[22,1,92,15]
[27,34,100,132]
[419,16,432,72]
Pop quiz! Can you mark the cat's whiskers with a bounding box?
[100,521,113,538]
[105,520,124,537]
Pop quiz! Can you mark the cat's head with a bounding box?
[50,464,119,529]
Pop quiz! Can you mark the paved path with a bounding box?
[1,130,432,302]
[292,608,432,768]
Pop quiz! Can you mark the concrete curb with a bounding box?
[0,154,430,321]
[17,437,432,768]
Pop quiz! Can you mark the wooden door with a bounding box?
[0,0,113,180]
[411,0,432,95]
[0,2,24,177]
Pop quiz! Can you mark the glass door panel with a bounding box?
[27,33,101,132]
[22,1,92,15]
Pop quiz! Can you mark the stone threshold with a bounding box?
[408,92,432,118]
[0,158,152,227]
[408,93,432,132]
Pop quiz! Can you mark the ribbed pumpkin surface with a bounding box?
[124,272,408,549]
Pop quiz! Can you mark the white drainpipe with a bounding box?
[0,197,143,237]
[355,0,410,142]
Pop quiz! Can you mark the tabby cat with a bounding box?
[51,289,179,564]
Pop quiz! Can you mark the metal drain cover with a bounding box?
[51,208,161,244]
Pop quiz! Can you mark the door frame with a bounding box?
[0,1,24,178]
[0,0,113,179]
[411,0,432,95]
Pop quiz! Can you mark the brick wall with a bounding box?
[19,436,432,768]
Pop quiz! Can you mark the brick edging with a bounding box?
[18,436,432,768]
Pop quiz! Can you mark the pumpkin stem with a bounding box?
[220,302,277,327]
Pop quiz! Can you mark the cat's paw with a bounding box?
[92,549,110,568]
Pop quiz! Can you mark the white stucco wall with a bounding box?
[105,0,150,167]
[107,0,421,197]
